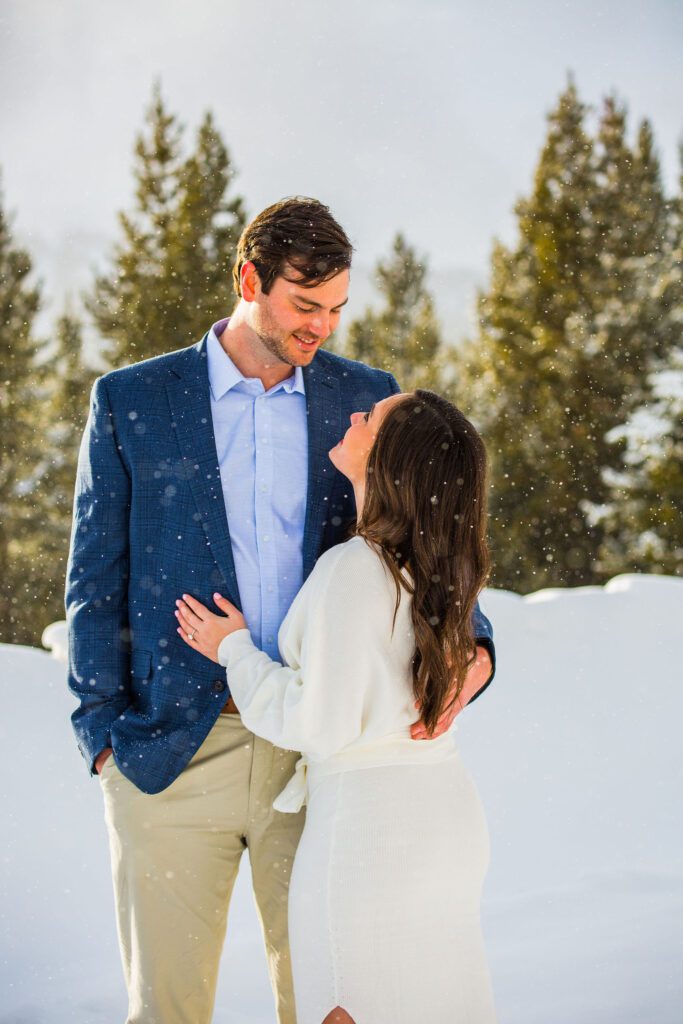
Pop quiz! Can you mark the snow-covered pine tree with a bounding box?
[88,85,246,366]
[572,102,674,570]
[597,347,683,574]
[341,233,449,393]
[596,142,683,575]
[588,101,671,408]
[0,184,44,643]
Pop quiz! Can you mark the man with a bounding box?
[66,197,495,1024]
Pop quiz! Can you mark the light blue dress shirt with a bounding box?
[206,319,309,661]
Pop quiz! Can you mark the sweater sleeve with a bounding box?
[217,544,393,759]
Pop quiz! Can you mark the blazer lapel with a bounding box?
[165,336,241,606]
[302,358,342,580]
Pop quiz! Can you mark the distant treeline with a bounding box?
[1,77,681,645]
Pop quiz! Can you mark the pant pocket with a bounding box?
[99,753,117,779]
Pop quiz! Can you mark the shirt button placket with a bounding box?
[263,397,279,657]
[254,394,275,648]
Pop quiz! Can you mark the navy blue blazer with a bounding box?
[66,334,495,794]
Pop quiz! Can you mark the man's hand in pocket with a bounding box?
[95,747,113,774]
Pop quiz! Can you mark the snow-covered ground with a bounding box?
[1,573,681,1023]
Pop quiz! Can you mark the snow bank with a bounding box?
[1,573,681,1023]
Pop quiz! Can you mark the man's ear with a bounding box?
[240,261,260,302]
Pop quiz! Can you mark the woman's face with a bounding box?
[328,392,408,481]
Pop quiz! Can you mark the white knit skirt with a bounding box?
[287,740,498,1023]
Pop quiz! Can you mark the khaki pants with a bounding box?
[100,715,306,1024]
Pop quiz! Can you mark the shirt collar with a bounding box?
[207,319,306,400]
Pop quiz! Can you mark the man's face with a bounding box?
[247,265,350,367]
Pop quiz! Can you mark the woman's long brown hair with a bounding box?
[355,390,490,734]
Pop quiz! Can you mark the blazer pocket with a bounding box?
[130,649,153,679]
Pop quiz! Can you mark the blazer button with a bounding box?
[212,679,226,693]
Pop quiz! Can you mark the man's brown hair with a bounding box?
[232,197,353,297]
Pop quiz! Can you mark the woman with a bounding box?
[175,390,498,1024]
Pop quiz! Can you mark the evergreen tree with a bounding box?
[598,346,683,574]
[88,85,246,365]
[454,81,600,590]
[0,184,44,643]
[342,234,449,392]
[453,81,673,591]
[36,311,94,628]
[167,112,246,320]
[597,143,683,575]
[588,100,671,406]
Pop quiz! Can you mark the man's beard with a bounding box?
[255,310,320,366]
[256,327,298,367]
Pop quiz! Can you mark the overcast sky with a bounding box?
[1,0,682,327]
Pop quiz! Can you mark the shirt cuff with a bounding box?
[466,638,496,705]
[217,628,254,668]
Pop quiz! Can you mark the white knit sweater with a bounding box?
[217,536,422,762]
